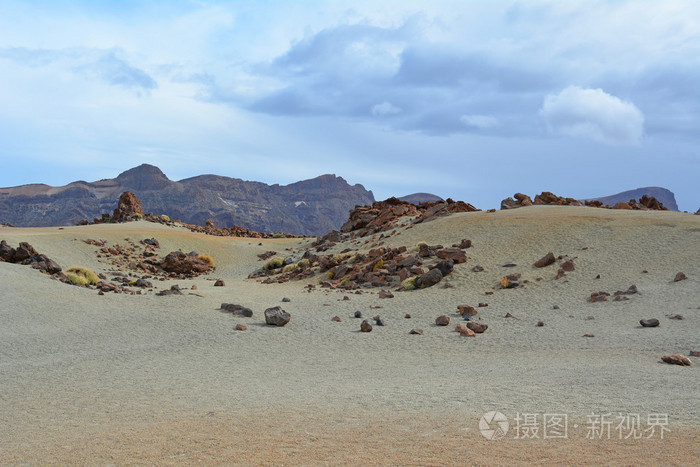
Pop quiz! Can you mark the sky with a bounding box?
[0,0,698,211]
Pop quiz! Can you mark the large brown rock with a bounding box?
[436,248,467,264]
[612,202,632,210]
[220,303,254,317]
[159,251,211,275]
[435,315,450,326]
[112,191,144,222]
[661,354,692,366]
[466,321,488,333]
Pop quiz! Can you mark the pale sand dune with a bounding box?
[1,206,698,464]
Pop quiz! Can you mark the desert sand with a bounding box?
[1,206,699,465]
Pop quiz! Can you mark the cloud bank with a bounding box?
[541,86,644,145]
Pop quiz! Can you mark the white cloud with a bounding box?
[460,114,498,129]
[371,101,402,116]
[541,86,644,145]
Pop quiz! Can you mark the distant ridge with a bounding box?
[398,193,443,205]
[586,187,678,211]
[0,164,375,235]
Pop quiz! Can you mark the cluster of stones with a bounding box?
[0,240,63,277]
[587,285,639,303]
[252,239,471,291]
[340,197,479,238]
[220,303,291,328]
[533,252,576,280]
[501,192,668,211]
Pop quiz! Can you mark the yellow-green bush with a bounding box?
[298,258,310,268]
[66,266,99,286]
[273,233,286,238]
[160,214,170,222]
[197,254,215,268]
[401,277,417,291]
[347,255,357,264]
[340,277,350,286]
[328,271,335,279]
[415,241,428,251]
[263,256,284,270]
[372,259,384,271]
[282,263,298,273]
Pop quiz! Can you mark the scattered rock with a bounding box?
[404,313,412,319]
[536,320,544,327]
[587,291,610,303]
[561,260,575,272]
[374,317,386,326]
[416,268,443,288]
[409,328,423,335]
[220,303,253,317]
[583,334,595,338]
[436,248,467,264]
[435,315,450,326]
[264,306,290,326]
[668,314,683,320]
[331,316,342,322]
[360,320,373,332]
[282,297,291,302]
[466,321,488,333]
[661,354,692,366]
[553,305,560,310]
[191,285,198,290]
[478,302,488,307]
[472,265,484,272]
[457,305,478,316]
[640,319,660,328]
[214,279,225,287]
[354,311,363,318]
[534,252,556,268]
[235,323,247,331]
[674,272,687,282]
[502,263,517,267]
[504,313,513,318]
[378,290,394,299]
[689,350,700,357]
[156,285,183,296]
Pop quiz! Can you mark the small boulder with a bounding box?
[331,316,342,322]
[416,268,443,288]
[282,297,291,302]
[409,328,423,335]
[404,313,412,319]
[360,320,373,332]
[534,252,556,268]
[235,323,247,331]
[661,354,692,366]
[674,272,687,282]
[378,290,394,299]
[583,334,595,338]
[640,319,660,328]
[561,260,575,272]
[466,321,488,333]
[264,306,290,326]
[354,311,363,318]
[220,303,253,317]
[214,279,225,287]
[689,350,700,357]
[435,315,450,326]
[536,320,544,327]
[457,305,478,316]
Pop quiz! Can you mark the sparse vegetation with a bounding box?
[372,259,384,271]
[160,215,170,222]
[328,271,335,279]
[282,263,298,273]
[499,276,510,289]
[197,254,215,268]
[66,266,99,286]
[415,241,428,251]
[298,258,310,268]
[340,277,350,286]
[273,233,286,238]
[402,277,417,291]
[263,256,284,270]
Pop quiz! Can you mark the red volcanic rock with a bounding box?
[674,272,687,282]
[561,260,575,272]
[585,200,604,208]
[435,315,450,326]
[160,251,211,276]
[612,202,632,210]
[409,328,423,335]
[235,323,247,331]
[360,320,373,332]
[453,238,472,249]
[331,316,342,322]
[661,354,692,366]
[457,305,478,316]
[466,321,488,333]
[436,248,467,264]
[534,252,556,268]
[112,191,143,222]
[555,269,566,280]
[533,192,583,206]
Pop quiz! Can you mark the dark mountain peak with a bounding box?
[588,187,678,211]
[115,164,171,191]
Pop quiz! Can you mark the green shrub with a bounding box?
[273,233,286,238]
[347,255,357,264]
[340,277,350,286]
[298,258,310,268]
[66,266,99,285]
[133,213,143,220]
[401,277,417,291]
[415,241,428,251]
[372,259,384,271]
[160,215,170,222]
[282,263,298,273]
[328,271,335,279]
[197,254,215,268]
[263,256,284,270]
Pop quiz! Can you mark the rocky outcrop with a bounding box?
[501,190,669,211]
[340,197,479,237]
[0,240,63,276]
[587,187,678,211]
[159,251,212,277]
[0,164,374,235]
[264,306,290,326]
[112,191,143,222]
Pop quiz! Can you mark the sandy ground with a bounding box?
[1,206,699,465]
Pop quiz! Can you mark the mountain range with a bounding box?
[587,187,678,211]
[0,164,374,236]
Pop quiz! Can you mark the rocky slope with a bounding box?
[0,164,374,235]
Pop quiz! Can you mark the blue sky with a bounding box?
[1,0,698,210]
